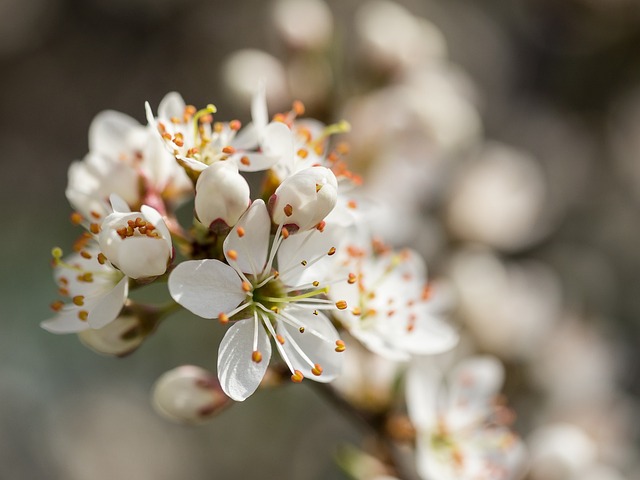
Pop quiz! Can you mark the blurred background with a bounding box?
[2,0,640,478]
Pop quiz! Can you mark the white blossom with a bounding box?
[168,200,347,401]
[406,356,526,480]
[41,245,128,333]
[98,196,172,280]
[330,245,458,361]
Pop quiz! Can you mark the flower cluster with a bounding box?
[43,82,523,478]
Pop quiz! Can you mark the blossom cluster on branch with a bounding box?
[42,84,526,478]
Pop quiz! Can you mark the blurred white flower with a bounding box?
[445,142,547,251]
[271,0,333,50]
[406,356,526,480]
[355,0,447,72]
[448,248,562,361]
[330,245,458,361]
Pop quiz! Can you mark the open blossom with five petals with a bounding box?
[98,195,173,280]
[168,199,346,401]
[330,245,458,361]
[145,90,292,175]
[41,244,128,334]
[406,356,526,480]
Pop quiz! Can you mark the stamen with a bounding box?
[78,310,89,321]
[72,295,85,306]
[218,313,229,324]
[251,350,262,363]
[335,340,346,352]
[284,204,293,217]
[291,370,304,383]
[236,226,245,238]
[311,364,323,376]
[227,250,238,260]
[70,212,83,225]
[335,300,348,310]
[240,156,251,166]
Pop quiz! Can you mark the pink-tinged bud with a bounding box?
[98,204,172,280]
[152,366,231,424]
[269,166,338,232]
[195,162,251,231]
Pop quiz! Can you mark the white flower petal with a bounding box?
[231,152,280,172]
[88,276,129,329]
[251,81,268,133]
[277,226,340,286]
[109,194,131,213]
[217,318,272,401]
[406,358,442,430]
[350,328,410,362]
[141,205,172,252]
[261,121,294,161]
[116,236,171,279]
[41,308,92,334]
[168,260,245,319]
[448,355,504,415]
[394,314,459,355]
[158,91,186,120]
[224,200,271,277]
[277,308,342,382]
[231,122,259,150]
[89,110,139,158]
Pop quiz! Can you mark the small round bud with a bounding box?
[269,166,338,231]
[78,314,146,357]
[195,162,251,230]
[152,366,230,425]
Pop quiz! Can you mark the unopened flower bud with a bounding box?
[269,166,338,232]
[78,313,147,357]
[98,205,172,279]
[152,366,231,424]
[195,162,251,231]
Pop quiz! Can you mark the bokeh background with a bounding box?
[2,0,640,478]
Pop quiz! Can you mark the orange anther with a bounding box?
[276,335,285,345]
[335,340,346,352]
[251,350,263,363]
[241,281,252,292]
[78,310,89,321]
[335,300,347,310]
[227,250,238,261]
[218,313,229,324]
[291,370,304,383]
[70,212,83,225]
[89,223,100,234]
[281,227,290,239]
[229,119,241,131]
[284,204,293,217]
[327,247,336,256]
[293,100,305,116]
[240,156,251,166]
[222,146,236,154]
